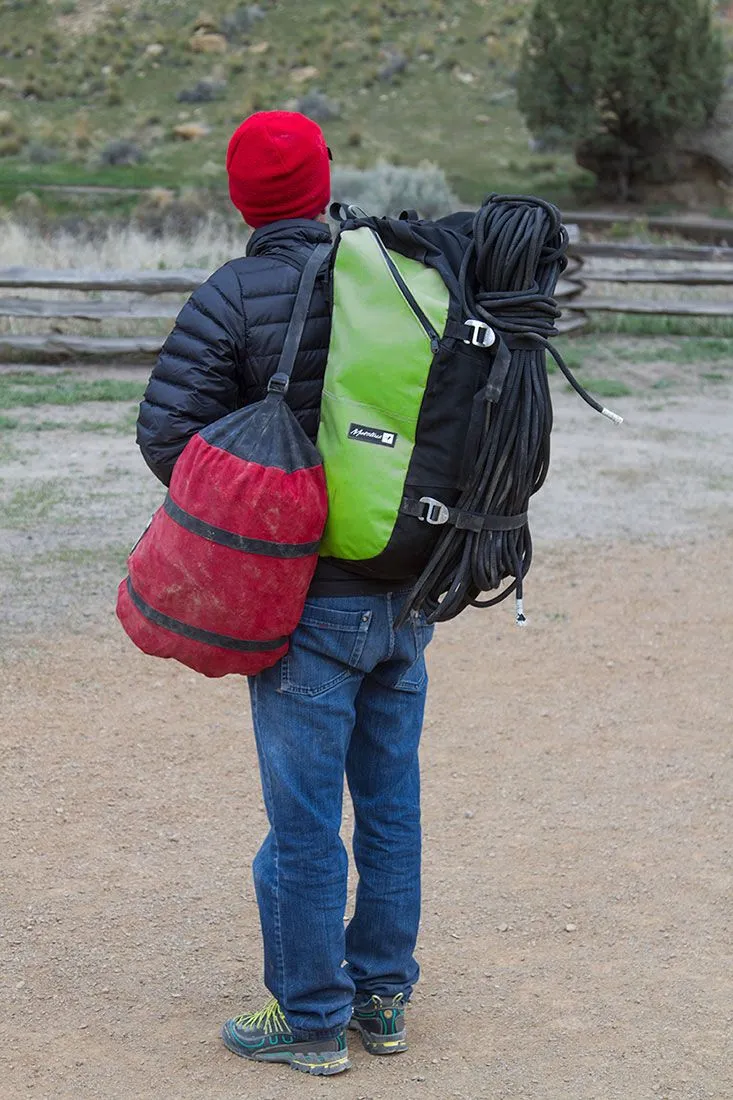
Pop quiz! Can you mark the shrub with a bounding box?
[0,136,23,157]
[106,79,123,106]
[415,32,435,57]
[99,139,146,166]
[132,188,232,238]
[21,75,50,101]
[377,49,408,82]
[518,0,725,200]
[244,90,266,113]
[27,141,60,164]
[331,161,459,218]
[177,79,227,103]
[296,90,341,122]
[72,113,92,150]
[13,192,43,219]
[221,4,265,41]
[0,110,17,137]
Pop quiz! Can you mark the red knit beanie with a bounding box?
[226,111,331,227]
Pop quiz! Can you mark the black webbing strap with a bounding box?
[443,323,546,488]
[163,495,320,557]
[126,578,288,653]
[400,496,528,533]
[267,241,332,394]
[369,229,440,352]
[442,319,544,351]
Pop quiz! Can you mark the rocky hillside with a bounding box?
[1,0,731,213]
[0,0,588,206]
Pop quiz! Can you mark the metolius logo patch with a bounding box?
[348,423,397,448]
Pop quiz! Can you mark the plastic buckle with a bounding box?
[419,496,450,525]
[463,319,496,349]
[267,372,290,396]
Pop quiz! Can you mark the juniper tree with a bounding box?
[517,0,725,200]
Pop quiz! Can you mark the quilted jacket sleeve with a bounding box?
[136,263,245,486]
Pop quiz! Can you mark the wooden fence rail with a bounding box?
[558,240,733,330]
[570,242,733,263]
[0,268,208,293]
[1,238,732,358]
[564,211,733,246]
[580,268,733,285]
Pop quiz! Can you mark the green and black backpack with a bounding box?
[317,196,621,626]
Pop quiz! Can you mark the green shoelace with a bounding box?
[234,997,291,1035]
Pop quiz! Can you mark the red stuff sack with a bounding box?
[116,243,331,678]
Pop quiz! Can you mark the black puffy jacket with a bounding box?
[136,217,401,595]
[137,218,332,486]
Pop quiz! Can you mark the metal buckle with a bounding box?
[267,372,290,395]
[463,319,496,349]
[419,496,450,525]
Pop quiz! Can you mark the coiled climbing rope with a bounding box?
[403,194,621,626]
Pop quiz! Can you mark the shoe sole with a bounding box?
[221,1026,351,1075]
[348,1019,408,1055]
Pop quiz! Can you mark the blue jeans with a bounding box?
[248,591,434,1040]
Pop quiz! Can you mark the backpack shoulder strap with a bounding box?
[267,241,332,396]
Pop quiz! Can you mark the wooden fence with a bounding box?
[564,210,733,246]
[557,241,733,333]
[1,239,733,358]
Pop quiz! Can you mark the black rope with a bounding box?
[400,194,621,628]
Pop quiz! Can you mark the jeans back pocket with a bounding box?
[280,602,373,697]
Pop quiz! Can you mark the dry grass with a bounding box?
[0,219,249,343]
[0,218,247,272]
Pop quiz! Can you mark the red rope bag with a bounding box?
[116,244,331,677]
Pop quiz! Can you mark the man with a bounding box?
[137,111,434,1077]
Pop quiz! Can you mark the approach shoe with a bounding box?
[221,997,350,1076]
[349,992,407,1055]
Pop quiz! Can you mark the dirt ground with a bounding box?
[1,362,732,1100]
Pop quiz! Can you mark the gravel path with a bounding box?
[1,364,731,1100]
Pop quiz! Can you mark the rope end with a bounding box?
[515,598,527,627]
[601,407,624,426]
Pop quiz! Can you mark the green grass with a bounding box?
[0,542,131,574]
[586,314,733,338]
[556,334,733,369]
[625,337,733,364]
[552,333,733,396]
[0,372,144,408]
[77,418,130,432]
[0,161,180,192]
[0,415,19,430]
[29,545,130,569]
[706,474,733,491]
[0,438,20,461]
[4,417,134,431]
[2,480,67,526]
[572,377,633,399]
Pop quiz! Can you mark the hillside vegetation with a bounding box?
[0,0,589,207]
